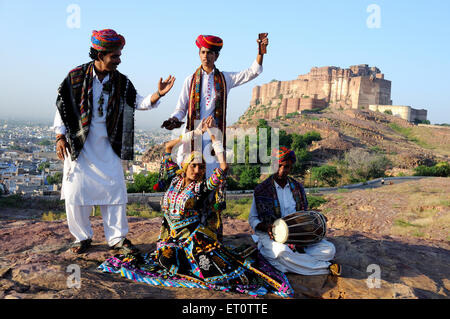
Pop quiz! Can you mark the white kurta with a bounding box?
[170,60,263,177]
[249,181,336,275]
[53,69,159,205]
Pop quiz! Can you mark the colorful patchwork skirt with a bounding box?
[98,225,294,298]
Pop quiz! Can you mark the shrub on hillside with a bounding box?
[414,162,450,177]
[311,165,341,187]
[343,149,392,182]
[307,195,327,209]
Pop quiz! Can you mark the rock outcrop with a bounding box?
[1,181,449,299]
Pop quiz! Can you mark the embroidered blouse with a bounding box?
[159,153,226,232]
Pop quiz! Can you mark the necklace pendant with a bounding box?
[98,106,103,117]
[98,94,104,106]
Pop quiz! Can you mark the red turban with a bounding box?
[272,147,297,164]
[91,29,125,52]
[195,35,223,52]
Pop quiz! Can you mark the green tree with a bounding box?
[38,161,50,172]
[279,130,292,148]
[290,131,321,152]
[303,131,322,145]
[238,165,260,189]
[311,165,341,187]
[229,164,260,190]
[127,172,159,193]
[46,172,63,185]
[292,148,311,175]
[291,133,307,151]
[414,162,450,177]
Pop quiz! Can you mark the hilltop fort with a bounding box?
[248,64,427,123]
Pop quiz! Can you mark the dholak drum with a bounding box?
[272,211,327,245]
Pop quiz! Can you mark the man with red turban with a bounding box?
[161,33,268,239]
[162,34,268,173]
[53,29,175,254]
[249,147,341,276]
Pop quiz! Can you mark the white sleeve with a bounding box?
[224,60,263,89]
[170,75,192,121]
[52,110,66,135]
[135,93,160,110]
[248,194,262,231]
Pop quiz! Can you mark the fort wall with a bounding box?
[368,105,428,122]
[250,64,392,111]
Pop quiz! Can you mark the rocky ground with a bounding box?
[320,177,450,241]
[0,179,449,299]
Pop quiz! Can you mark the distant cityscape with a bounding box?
[0,119,171,197]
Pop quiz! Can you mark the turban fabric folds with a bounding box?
[176,151,205,176]
[195,35,223,52]
[91,29,125,52]
[272,147,296,164]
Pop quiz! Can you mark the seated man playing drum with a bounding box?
[248,147,341,276]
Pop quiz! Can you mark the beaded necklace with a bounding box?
[166,177,198,219]
[97,80,113,117]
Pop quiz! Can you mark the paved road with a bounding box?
[307,176,434,195]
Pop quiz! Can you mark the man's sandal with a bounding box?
[110,238,139,254]
[69,239,92,254]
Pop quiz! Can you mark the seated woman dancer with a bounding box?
[98,116,294,297]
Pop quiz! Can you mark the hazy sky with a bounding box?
[1,0,449,128]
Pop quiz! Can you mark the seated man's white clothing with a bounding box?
[248,147,336,275]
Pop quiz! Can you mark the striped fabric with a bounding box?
[91,29,125,51]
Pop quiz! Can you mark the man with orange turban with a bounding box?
[53,29,175,254]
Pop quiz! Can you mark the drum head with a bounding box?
[272,218,289,244]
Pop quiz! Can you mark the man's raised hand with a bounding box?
[158,75,176,96]
[257,33,269,55]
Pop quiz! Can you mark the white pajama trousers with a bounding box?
[66,203,128,247]
[253,232,336,275]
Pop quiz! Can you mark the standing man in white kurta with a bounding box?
[248,147,341,276]
[161,34,269,178]
[160,34,268,240]
[53,29,175,254]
